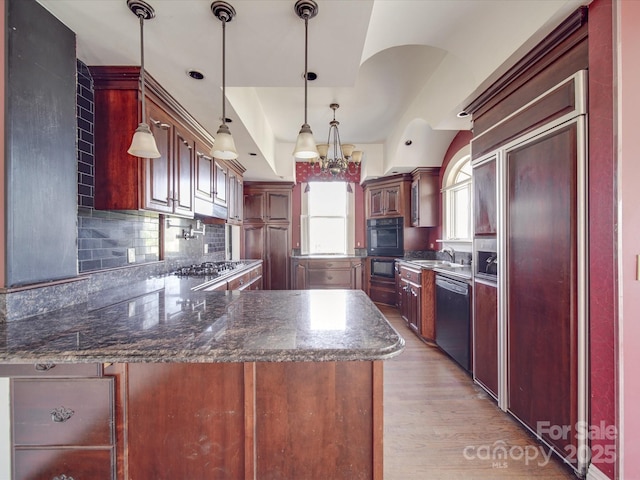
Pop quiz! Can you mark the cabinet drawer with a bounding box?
[228,272,251,290]
[12,378,114,447]
[399,267,421,283]
[0,363,102,378]
[251,264,263,279]
[14,448,114,480]
[308,269,352,288]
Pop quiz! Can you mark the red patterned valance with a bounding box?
[295,161,361,183]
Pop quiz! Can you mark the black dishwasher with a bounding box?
[435,275,471,373]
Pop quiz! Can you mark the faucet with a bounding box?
[441,246,455,263]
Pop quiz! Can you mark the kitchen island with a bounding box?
[0,280,404,480]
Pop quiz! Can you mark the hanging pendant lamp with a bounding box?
[211,1,238,160]
[292,0,319,159]
[127,0,161,159]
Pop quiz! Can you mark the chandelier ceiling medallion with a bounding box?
[316,103,363,176]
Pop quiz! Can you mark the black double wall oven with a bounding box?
[366,217,403,258]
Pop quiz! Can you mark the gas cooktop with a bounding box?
[172,261,246,278]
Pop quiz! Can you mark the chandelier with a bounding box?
[315,103,363,176]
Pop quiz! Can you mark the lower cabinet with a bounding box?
[106,361,383,479]
[202,262,263,291]
[396,263,436,343]
[291,257,363,290]
[473,280,498,398]
[0,365,116,480]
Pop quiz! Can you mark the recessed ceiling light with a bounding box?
[187,69,204,80]
[221,117,233,123]
[249,152,257,156]
[304,72,317,81]
[404,140,412,146]
[457,110,470,118]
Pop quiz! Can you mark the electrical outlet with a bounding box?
[127,248,136,263]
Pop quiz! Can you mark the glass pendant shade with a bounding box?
[316,143,329,159]
[352,150,363,164]
[293,123,318,159]
[342,144,355,159]
[211,123,238,160]
[128,122,161,158]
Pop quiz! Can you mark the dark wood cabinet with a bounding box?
[7,374,115,480]
[227,164,244,224]
[410,168,440,227]
[506,121,580,457]
[472,156,497,235]
[473,280,498,398]
[243,183,293,290]
[396,263,436,343]
[105,360,383,480]
[364,175,411,220]
[91,66,217,219]
[291,257,364,290]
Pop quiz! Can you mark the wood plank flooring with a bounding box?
[380,304,577,480]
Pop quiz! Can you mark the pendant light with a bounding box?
[127,0,161,159]
[211,1,238,160]
[292,0,319,159]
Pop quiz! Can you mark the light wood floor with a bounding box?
[380,304,577,480]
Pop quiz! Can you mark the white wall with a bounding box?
[0,378,10,480]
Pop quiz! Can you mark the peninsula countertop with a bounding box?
[0,278,405,364]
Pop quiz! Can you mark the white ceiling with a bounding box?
[36,0,589,182]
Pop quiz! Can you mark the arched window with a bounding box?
[442,146,472,241]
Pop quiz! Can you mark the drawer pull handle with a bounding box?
[53,475,75,480]
[35,363,56,371]
[50,406,75,423]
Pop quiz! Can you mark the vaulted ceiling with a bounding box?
[36,0,589,181]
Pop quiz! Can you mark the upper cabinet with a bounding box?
[91,66,221,219]
[410,168,440,227]
[364,174,412,220]
[227,162,244,225]
[472,155,497,236]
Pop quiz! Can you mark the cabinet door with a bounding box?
[369,188,384,217]
[194,148,214,215]
[384,185,401,216]
[144,105,173,213]
[266,192,290,222]
[351,261,363,290]
[473,156,497,235]
[244,191,266,223]
[228,170,243,223]
[173,128,194,216]
[410,181,419,226]
[473,281,498,398]
[243,224,265,260]
[214,160,228,208]
[265,224,290,290]
[507,122,579,459]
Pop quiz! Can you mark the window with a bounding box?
[301,182,354,255]
[442,148,472,241]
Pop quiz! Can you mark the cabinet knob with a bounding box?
[52,475,75,480]
[50,406,75,423]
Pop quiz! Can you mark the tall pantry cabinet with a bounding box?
[467,9,589,476]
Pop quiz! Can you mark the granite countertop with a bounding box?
[0,278,405,364]
[290,255,364,259]
[397,258,473,281]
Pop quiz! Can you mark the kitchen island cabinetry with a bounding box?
[91,66,217,219]
[0,365,115,480]
[243,183,293,290]
[291,257,363,290]
[0,288,403,480]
